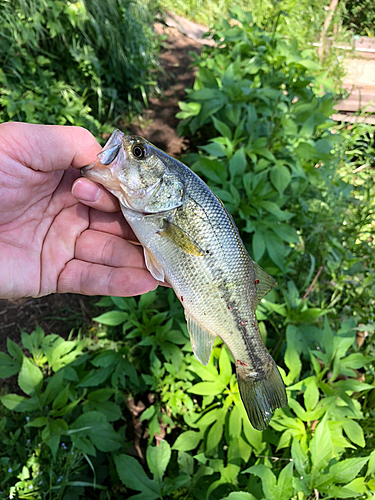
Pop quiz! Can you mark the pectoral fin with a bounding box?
[185,312,216,365]
[159,219,204,256]
[253,261,278,304]
[144,247,165,282]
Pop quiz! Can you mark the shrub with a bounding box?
[343,0,375,36]
[0,0,159,131]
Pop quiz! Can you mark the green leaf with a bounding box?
[146,440,171,483]
[291,438,308,476]
[221,493,257,500]
[229,148,247,177]
[7,338,24,363]
[177,451,194,477]
[198,67,218,88]
[87,388,116,402]
[242,416,264,454]
[270,165,291,194]
[114,454,159,499]
[52,384,70,410]
[206,418,224,451]
[298,59,321,71]
[284,325,302,384]
[229,404,242,439]
[18,357,43,395]
[212,116,232,139]
[328,457,369,484]
[303,377,319,411]
[0,394,40,412]
[335,379,374,392]
[43,371,65,406]
[244,464,278,500]
[310,417,333,472]
[219,346,232,385]
[367,450,375,477]
[194,157,227,184]
[172,430,202,451]
[188,380,226,396]
[300,115,316,137]
[252,231,266,261]
[270,223,300,244]
[26,417,48,428]
[74,436,97,456]
[93,311,128,326]
[258,201,293,220]
[199,96,227,125]
[265,233,285,269]
[200,141,227,158]
[343,420,365,447]
[70,411,122,452]
[277,462,294,500]
[0,352,21,378]
[85,401,122,422]
[78,366,112,387]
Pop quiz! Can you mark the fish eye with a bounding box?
[132,144,147,159]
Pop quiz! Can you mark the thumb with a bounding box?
[0,122,102,172]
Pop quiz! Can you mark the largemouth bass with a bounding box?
[81,130,287,430]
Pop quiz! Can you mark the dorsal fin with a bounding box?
[253,261,278,304]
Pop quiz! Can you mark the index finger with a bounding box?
[0,122,102,172]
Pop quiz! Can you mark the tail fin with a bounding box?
[237,360,287,431]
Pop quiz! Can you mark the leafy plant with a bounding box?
[0,0,159,130]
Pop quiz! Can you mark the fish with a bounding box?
[81,129,287,430]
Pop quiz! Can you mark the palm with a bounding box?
[0,165,83,297]
[0,122,157,299]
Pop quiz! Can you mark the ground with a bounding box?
[0,25,201,357]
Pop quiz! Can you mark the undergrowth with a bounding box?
[0,7,374,500]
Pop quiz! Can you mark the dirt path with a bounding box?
[128,23,201,156]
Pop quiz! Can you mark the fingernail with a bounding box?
[72,179,100,202]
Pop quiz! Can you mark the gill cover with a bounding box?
[93,131,185,214]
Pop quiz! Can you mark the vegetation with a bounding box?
[343,0,375,36]
[0,0,159,134]
[1,4,375,500]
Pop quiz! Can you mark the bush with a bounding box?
[0,0,159,132]
[343,0,375,36]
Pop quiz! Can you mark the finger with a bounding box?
[58,260,158,296]
[89,210,138,241]
[71,178,120,212]
[75,230,145,269]
[0,122,102,172]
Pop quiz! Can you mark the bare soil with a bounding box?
[0,25,201,357]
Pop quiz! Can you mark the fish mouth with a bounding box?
[80,129,126,189]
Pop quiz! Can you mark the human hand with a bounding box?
[0,122,158,299]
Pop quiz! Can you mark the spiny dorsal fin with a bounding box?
[143,247,165,282]
[253,261,278,304]
[185,312,216,365]
[159,219,204,256]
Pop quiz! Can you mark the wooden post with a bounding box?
[318,0,340,58]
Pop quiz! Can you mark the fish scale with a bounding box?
[81,130,288,430]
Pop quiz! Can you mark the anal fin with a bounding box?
[144,247,165,282]
[185,312,216,365]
